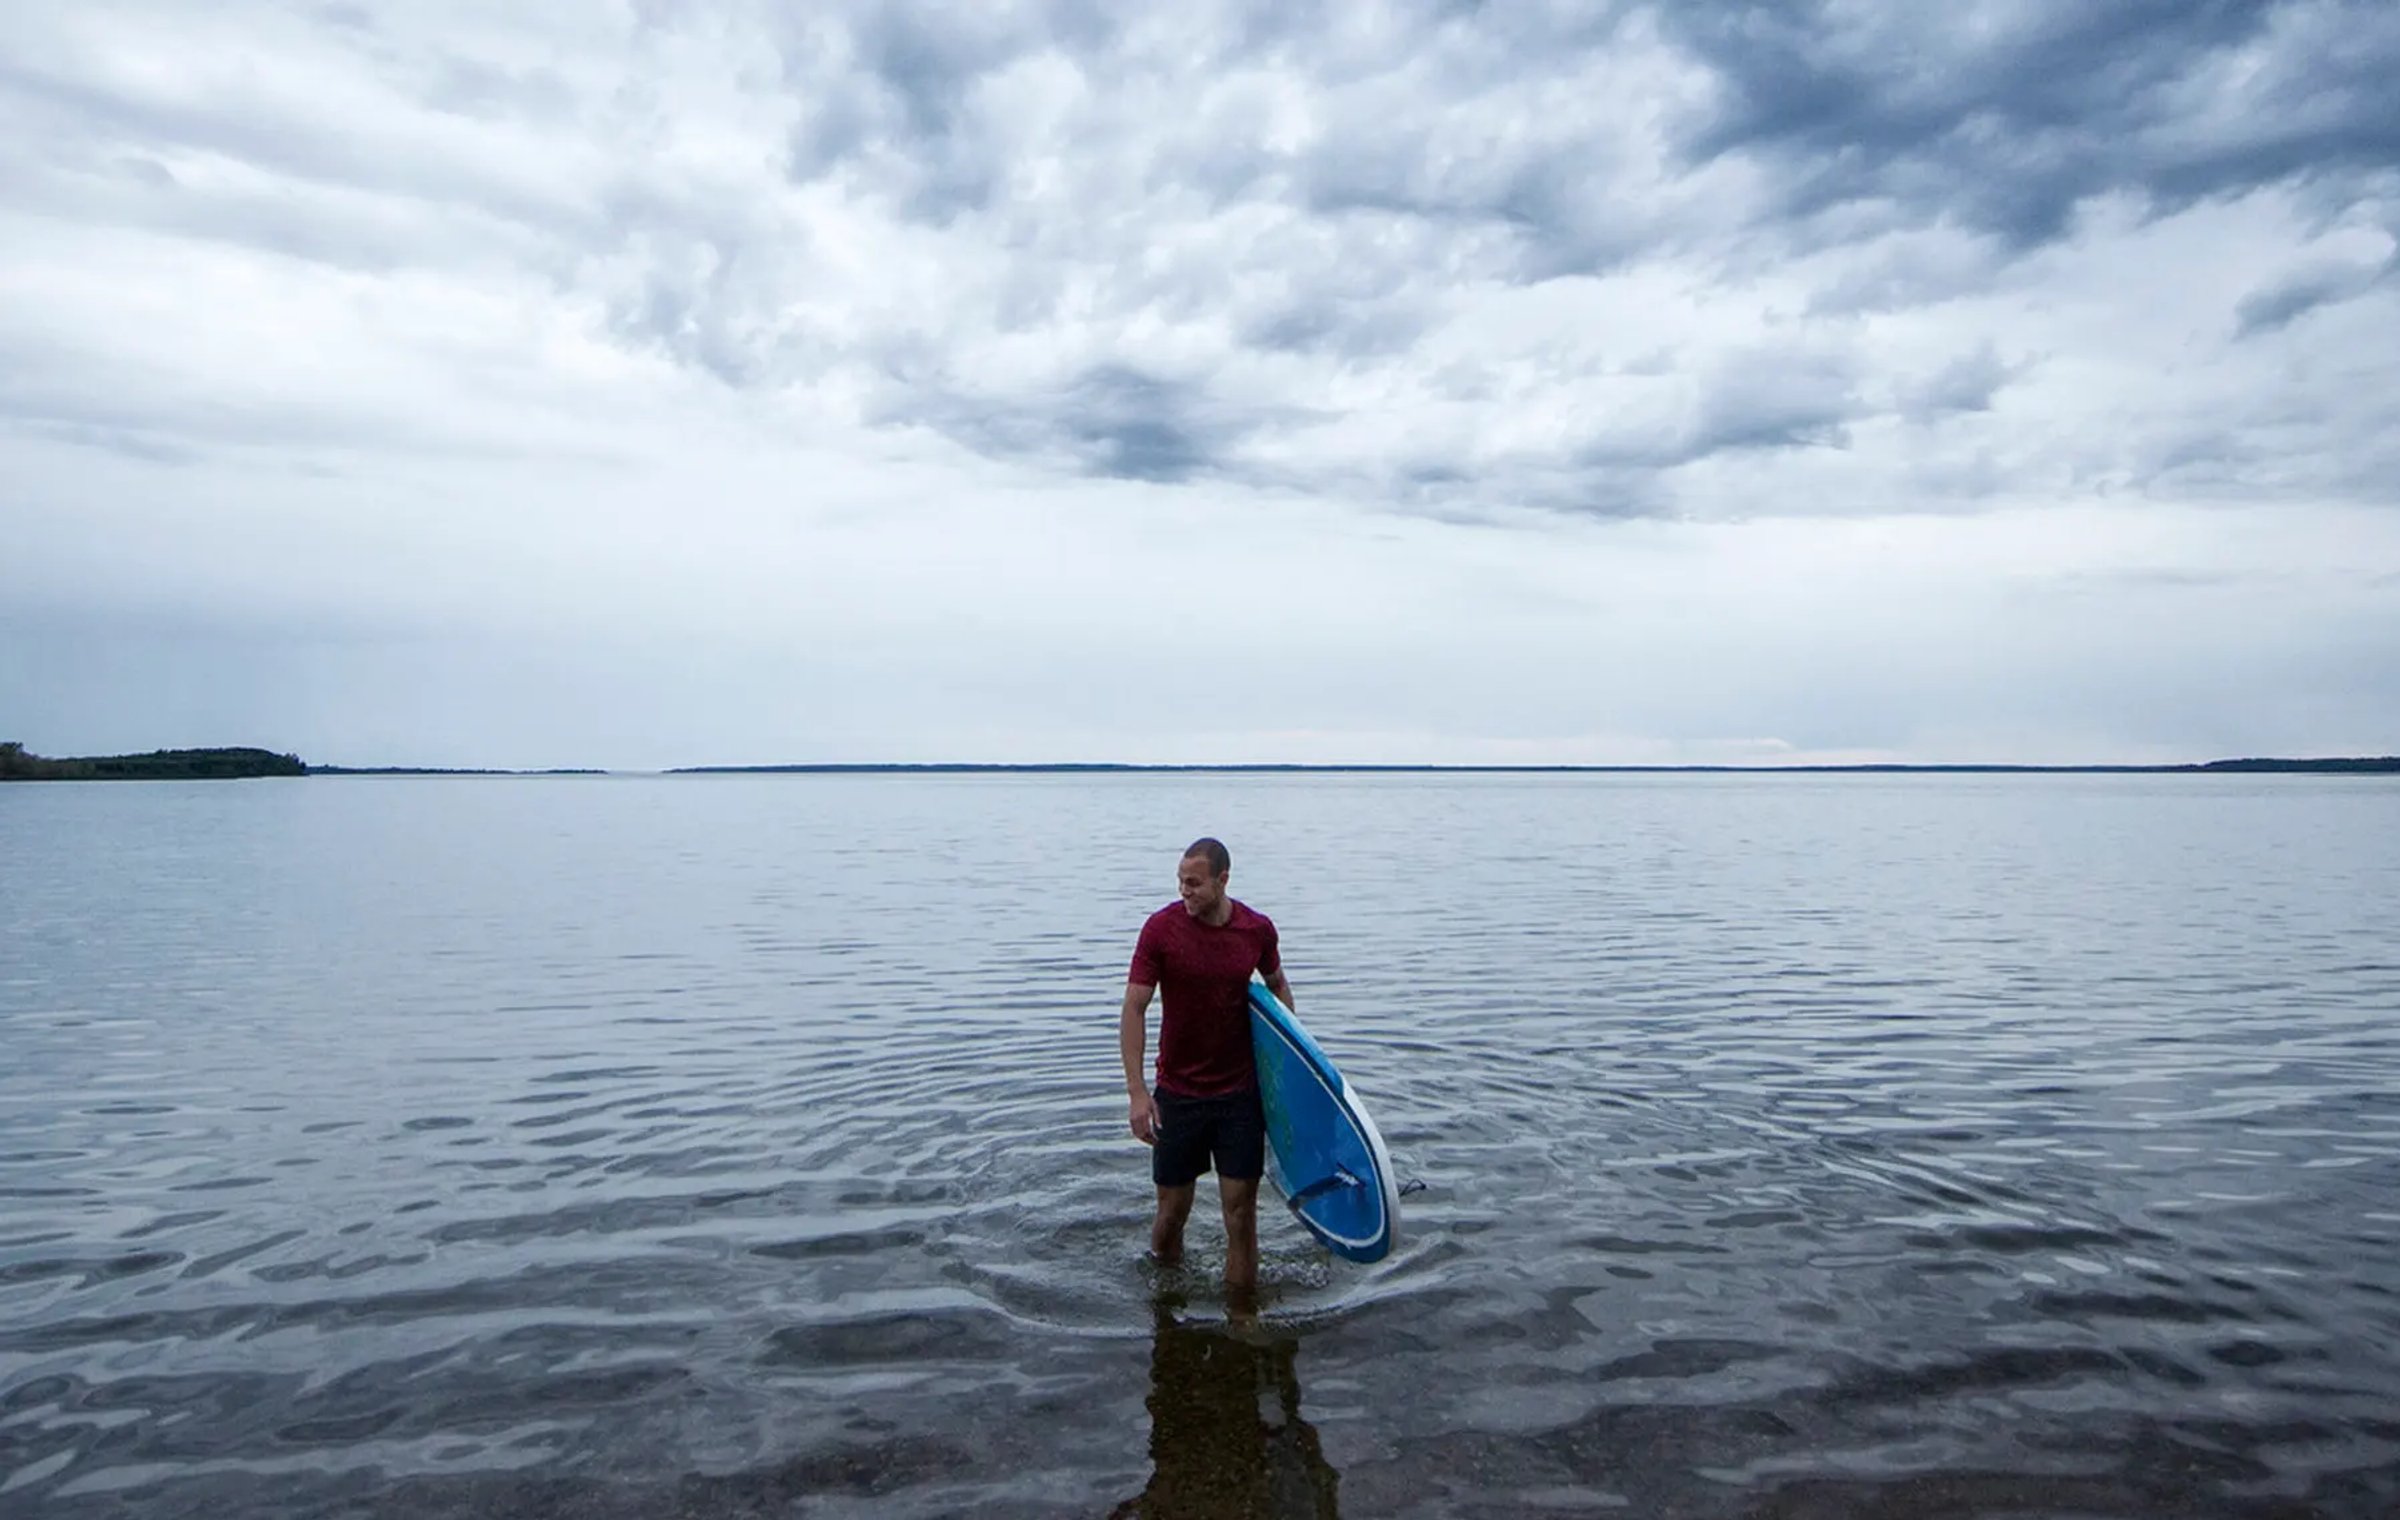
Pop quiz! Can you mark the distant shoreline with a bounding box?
[6,743,2396,781]
[667,758,2400,776]
[308,766,609,777]
[1,745,307,782]
[0,745,606,781]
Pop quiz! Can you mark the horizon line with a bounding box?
[659,758,2398,775]
[296,756,2400,776]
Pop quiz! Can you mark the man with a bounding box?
[1120,837,1295,1294]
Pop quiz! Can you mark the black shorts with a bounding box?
[1152,1086,1266,1187]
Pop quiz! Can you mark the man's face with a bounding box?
[1177,854,1228,918]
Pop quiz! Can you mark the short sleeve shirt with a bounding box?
[1129,900,1281,1097]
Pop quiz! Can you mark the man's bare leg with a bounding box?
[1218,1176,1260,1294]
[1150,1184,1195,1263]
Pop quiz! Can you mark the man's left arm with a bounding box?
[1264,952,1294,1010]
[1260,920,1292,1008]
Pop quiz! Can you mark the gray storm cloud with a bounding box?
[2,0,2396,765]
[4,1,2397,514]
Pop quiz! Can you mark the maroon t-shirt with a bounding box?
[1129,899,1282,1098]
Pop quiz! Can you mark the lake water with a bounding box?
[2,773,2397,1518]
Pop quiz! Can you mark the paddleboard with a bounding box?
[1247,980,1400,1263]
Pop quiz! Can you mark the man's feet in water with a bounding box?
[1224,1284,1262,1330]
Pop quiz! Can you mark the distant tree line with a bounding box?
[2195,756,2400,773]
[0,743,308,781]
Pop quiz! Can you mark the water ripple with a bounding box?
[3,773,2397,1517]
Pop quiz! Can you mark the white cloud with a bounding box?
[3,1,2396,764]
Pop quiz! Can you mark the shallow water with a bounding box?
[2,772,2397,1517]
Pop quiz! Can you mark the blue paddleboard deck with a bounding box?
[1247,982,1400,1263]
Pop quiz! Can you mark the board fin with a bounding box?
[1286,1167,1362,1207]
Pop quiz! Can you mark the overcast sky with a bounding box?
[4,1,2397,768]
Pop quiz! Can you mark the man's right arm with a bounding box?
[1120,981,1159,1144]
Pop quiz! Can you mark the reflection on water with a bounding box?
[4,773,2399,1517]
[1113,1300,1340,1520]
